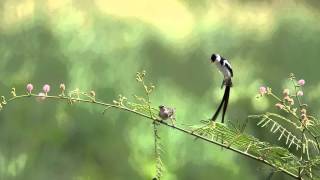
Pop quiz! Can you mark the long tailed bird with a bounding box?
[210,53,233,123]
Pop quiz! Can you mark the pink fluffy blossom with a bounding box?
[43,84,50,94]
[298,79,305,86]
[259,86,267,95]
[26,83,33,94]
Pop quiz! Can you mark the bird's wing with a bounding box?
[224,61,233,77]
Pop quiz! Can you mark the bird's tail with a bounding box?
[211,78,231,122]
[221,86,230,123]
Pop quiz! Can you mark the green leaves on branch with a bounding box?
[1,72,319,179]
[253,73,320,179]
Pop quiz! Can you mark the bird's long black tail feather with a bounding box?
[221,86,230,123]
[211,85,229,121]
[211,96,224,121]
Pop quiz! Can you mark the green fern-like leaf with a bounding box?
[192,122,304,177]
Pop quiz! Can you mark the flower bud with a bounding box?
[298,79,305,86]
[289,98,294,105]
[90,90,96,97]
[60,83,66,91]
[301,109,307,115]
[26,83,34,94]
[259,86,267,95]
[301,116,309,126]
[275,103,285,109]
[297,91,303,96]
[43,84,50,94]
[283,89,290,96]
[284,96,294,105]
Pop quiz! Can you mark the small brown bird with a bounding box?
[158,105,176,126]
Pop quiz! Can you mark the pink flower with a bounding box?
[275,103,285,109]
[297,91,304,96]
[259,86,267,95]
[36,92,46,102]
[298,79,305,86]
[283,89,290,96]
[26,83,33,94]
[43,84,50,94]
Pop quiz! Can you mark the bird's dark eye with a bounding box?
[159,105,164,109]
[211,54,217,62]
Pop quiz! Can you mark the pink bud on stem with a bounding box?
[26,83,33,94]
[259,86,267,96]
[43,84,50,95]
[298,79,305,86]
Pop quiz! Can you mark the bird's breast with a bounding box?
[215,62,232,79]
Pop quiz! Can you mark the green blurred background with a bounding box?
[0,0,320,179]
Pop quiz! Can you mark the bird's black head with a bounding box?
[211,53,218,63]
[159,105,164,109]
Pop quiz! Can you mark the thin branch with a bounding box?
[290,77,312,178]
[268,91,320,153]
[2,93,301,179]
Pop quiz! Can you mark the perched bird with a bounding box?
[158,105,176,126]
[210,53,233,123]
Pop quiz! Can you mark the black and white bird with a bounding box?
[210,53,233,123]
